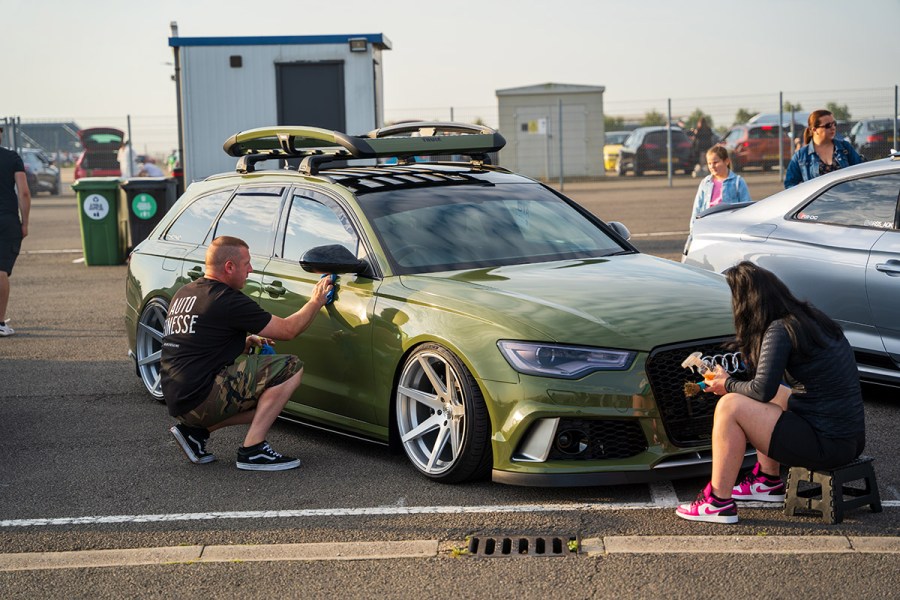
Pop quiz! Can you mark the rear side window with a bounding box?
[795,173,900,229]
[749,127,779,139]
[164,189,232,244]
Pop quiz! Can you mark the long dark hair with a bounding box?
[724,261,843,369]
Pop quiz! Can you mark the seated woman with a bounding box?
[676,261,865,524]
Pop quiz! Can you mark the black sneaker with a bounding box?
[236,441,301,471]
[170,423,216,464]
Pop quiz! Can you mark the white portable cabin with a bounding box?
[169,33,392,184]
[496,83,605,180]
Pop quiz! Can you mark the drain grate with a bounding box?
[467,535,577,557]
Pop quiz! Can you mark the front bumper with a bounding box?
[493,449,756,487]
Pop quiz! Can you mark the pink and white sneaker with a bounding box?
[675,482,738,524]
[732,463,785,502]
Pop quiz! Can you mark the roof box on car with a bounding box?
[222,122,506,175]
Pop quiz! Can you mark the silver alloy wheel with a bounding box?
[136,297,168,401]
[396,349,468,477]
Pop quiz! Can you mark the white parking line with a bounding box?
[649,481,679,506]
[3,500,897,528]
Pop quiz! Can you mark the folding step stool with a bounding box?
[783,455,882,524]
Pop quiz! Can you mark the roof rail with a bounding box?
[223,122,505,175]
[364,121,497,138]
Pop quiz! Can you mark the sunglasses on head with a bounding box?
[816,122,837,130]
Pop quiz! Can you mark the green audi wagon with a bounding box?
[125,122,749,485]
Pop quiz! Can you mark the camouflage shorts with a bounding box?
[177,354,302,429]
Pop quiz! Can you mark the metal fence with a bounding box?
[0,115,178,167]
[386,85,900,185]
[4,85,898,184]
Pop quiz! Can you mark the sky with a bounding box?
[4,0,898,152]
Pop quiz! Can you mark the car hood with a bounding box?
[400,254,734,351]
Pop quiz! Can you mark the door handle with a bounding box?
[875,261,900,276]
[188,267,203,280]
[264,283,286,297]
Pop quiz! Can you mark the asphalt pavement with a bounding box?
[1,171,898,598]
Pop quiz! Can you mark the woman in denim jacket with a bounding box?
[690,145,751,230]
[784,109,863,188]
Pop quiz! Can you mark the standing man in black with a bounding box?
[0,126,31,337]
[691,116,715,178]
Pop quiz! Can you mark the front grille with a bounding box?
[645,337,736,447]
[546,418,647,460]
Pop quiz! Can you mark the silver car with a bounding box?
[683,154,900,387]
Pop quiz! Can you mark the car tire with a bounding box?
[136,297,169,402]
[395,343,492,483]
[633,153,643,177]
[51,178,60,196]
[732,159,743,173]
[615,156,627,176]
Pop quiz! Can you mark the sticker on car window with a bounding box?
[796,212,818,221]
[864,219,893,229]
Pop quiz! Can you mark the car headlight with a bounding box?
[497,341,636,379]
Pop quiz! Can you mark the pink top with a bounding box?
[709,178,724,207]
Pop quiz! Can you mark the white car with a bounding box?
[683,154,900,387]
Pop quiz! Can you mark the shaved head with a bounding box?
[206,236,249,270]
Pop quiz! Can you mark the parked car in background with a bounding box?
[21,162,38,196]
[748,111,810,129]
[126,122,751,486]
[720,124,792,172]
[20,148,61,195]
[747,112,808,143]
[616,126,693,176]
[836,120,855,140]
[74,127,123,180]
[683,156,900,388]
[849,118,900,161]
[603,131,631,171]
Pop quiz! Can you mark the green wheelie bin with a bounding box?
[118,177,177,252]
[71,177,125,266]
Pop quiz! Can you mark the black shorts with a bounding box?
[0,218,22,275]
[768,410,865,470]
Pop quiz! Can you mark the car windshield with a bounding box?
[723,129,743,143]
[868,119,895,130]
[356,182,628,274]
[606,132,629,145]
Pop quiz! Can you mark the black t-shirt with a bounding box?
[0,147,25,220]
[160,278,272,417]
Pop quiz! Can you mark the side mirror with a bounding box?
[300,244,367,274]
[608,221,631,241]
